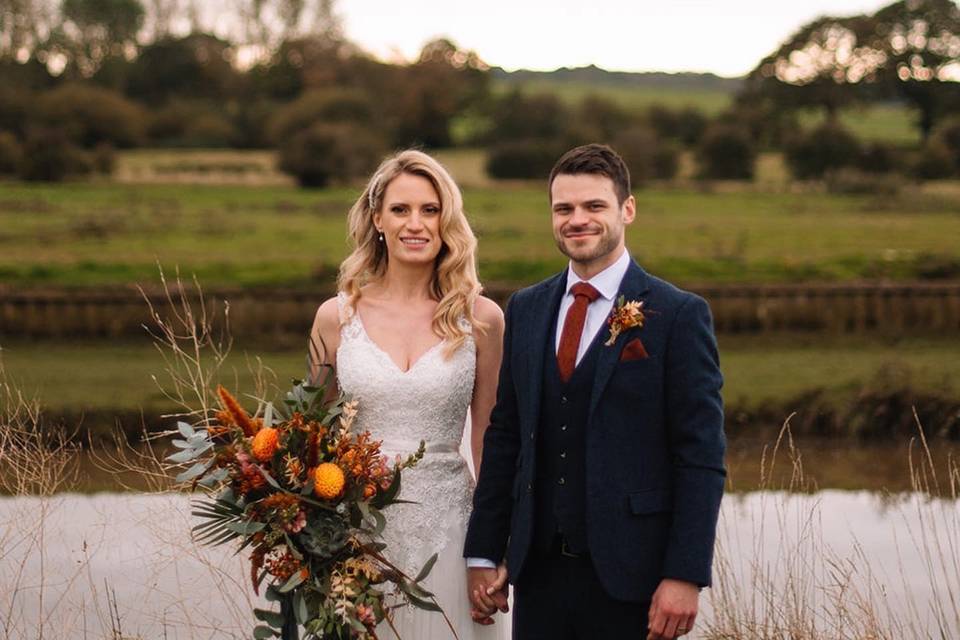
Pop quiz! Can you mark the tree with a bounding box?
[126,33,238,104]
[60,0,145,77]
[741,0,960,140]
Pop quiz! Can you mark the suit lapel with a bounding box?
[588,260,651,418]
[523,271,568,427]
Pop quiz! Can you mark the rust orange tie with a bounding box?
[557,282,601,383]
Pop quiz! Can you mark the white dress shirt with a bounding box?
[466,249,632,570]
[555,248,631,364]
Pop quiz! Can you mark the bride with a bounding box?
[308,150,509,639]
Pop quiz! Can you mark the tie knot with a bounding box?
[570,282,601,303]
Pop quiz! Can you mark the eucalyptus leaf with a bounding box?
[294,592,308,625]
[414,552,438,583]
[265,586,282,602]
[224,521,266,535]
[252,625,275,639]
[170,439,191,449]
[177,421,195,438]
[277,568,306,593]
[254,608,285,629]
[175,460,211,483]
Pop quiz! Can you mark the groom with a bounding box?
[464,144,725,639]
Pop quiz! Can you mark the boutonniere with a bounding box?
[605,295,645,346]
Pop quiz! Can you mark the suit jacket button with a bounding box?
[560,424,567,431]
[560,451,566,459]
[530,432,535,440]
[526,483,533,493]
[560,396,568,404]
[558,477,565,485]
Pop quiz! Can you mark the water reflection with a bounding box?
[1,491,956,639]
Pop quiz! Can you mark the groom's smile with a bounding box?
[550,172,636,277]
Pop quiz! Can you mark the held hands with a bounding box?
[647,578,699,639]
[467,564,509,625]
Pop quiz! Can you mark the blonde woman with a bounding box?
[309,150,507,639]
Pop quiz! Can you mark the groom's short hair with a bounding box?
[548,143,631,205]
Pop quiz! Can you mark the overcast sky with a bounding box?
[338,0,895,76]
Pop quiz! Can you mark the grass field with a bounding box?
[493,78,921,145]
[2,163,959,289]
[2,334,956,415]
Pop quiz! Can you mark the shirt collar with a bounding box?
[564,249,631,301]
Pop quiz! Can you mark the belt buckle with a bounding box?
[559,537,580,558]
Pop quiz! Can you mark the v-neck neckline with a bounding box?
[354,309,445,375]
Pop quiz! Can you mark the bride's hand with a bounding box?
[467,564,509,622]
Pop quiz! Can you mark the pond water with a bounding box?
[2,489,957,639]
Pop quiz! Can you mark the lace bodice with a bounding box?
[335,293,477,572]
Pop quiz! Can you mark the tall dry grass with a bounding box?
[703,413,960,639]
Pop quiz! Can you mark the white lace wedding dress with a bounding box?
[335,294,509,640]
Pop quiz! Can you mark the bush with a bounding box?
[0,131,22,175]
[91,143,116,175]
[18,127,92,181]
[612,126,679,184]
[277,123,385,188]
[696,124,756,180]
[37,83,147,149]
[909,138,956,180]
[149,100,237,147]
[648,105,708,147]
[931,117,960,172]
[483,91,570,145]
[857,141,900,174]
[268,89,378,145]
[784,121,861,180]
[485,140,563,180]
[825,168,902,195]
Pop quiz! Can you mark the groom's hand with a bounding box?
[647,578,699,639]
[467,565,509,622]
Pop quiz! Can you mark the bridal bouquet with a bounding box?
[167,378,439,640]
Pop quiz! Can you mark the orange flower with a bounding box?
[217,385,259,437]
[251,427,279,462]
[314,462,346,499]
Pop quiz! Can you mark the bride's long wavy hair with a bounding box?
[337,150,485,357]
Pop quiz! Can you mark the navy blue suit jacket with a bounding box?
[464,259,726,603]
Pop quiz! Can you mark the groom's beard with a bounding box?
[554,223,622,266]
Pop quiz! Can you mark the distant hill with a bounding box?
[491,64,743,93]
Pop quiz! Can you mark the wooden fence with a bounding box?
[2,282,959,339]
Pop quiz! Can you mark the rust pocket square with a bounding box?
[619,338,649,362]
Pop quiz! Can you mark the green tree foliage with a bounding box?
[126,34,238,104]
[60,0,145,77]
[612,125,679,184]
[742,0,960,141]
[485,140,563,180]
[483,90,570,145]
[36,83,146,148]
[784,121,863,179]
[17,126,92,181]
[647,105,708,147]
[0,130,22,174]
[696,124,756,180]
[277,122,384,187]
[931,116,960,169]
[910,136,957,178]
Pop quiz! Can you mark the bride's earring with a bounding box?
[378,230,384,242]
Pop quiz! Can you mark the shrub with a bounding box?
[268,89,377,145]
[857,141,900,174]
[612,126,679,184]
[485,140,563,180]
[91,143,116,175]
[648,105,707,147]
[277,123,385,188]
[0,130,22,175]
[483,91,570,145]
[149,100,237,147]
[784,121,861,180]
[931,117,960,172]
[36,83,147,149]
[696,124,756,180]
[909,138,955,180]
[825,168,902,195]
[18,127,92,181]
